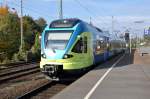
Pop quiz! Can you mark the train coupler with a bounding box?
[42,64,63,81]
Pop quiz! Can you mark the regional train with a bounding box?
[40,18,126,80]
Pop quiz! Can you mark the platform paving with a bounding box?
[52,52,150,99]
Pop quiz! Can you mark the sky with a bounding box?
[1,0,150,37]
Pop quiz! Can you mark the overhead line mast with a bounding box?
[4,0,7,6]
[59,0,63,19]
[20,0,24,52]
[112,16,114,34]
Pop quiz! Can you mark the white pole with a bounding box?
[4,0,7,6]
[90,17,92,25]
[130,34,132,54]
[59,0,63,19]
[112,16,114,34]
[20,0,23,52]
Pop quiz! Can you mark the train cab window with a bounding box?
[72,37,87,53]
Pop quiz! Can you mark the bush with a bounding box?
[2,57,10,64]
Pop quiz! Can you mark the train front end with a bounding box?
[40,19,93,80]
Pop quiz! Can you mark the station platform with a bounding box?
[52,51,150,99]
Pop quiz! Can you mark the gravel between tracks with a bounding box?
[0,62,46,99]
[0,75,49,99]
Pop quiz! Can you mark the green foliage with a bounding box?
[144,35,150,46]
[0,53,6,63]
[35,17,47,32]
[31,33,40,52]
[23,16,46,51]
[11,51,27,62]
[144,35,150,41]
[30,33,41,61]
[2,57,10,64]
[0,14,46,63]
[0,13,20,59]
[23,16,38,50]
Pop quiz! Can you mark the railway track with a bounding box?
[17,80,74,99]
[0,62,38,71]
[0,54,123,98]
[15,55,123,99]
[0,61,69,99]
[0,64,40,84]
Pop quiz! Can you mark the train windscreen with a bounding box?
[45,30,73,50]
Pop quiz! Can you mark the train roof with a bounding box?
[48,18,113,38]
[49,18,81,28]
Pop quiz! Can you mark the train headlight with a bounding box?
[63,54,73,59]
[41,53,46,58]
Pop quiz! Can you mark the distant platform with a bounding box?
[52,51,150,99]
[138,47,150,56]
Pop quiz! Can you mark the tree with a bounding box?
[0,13,46,62]
[0,13,20,59]
[0,6,9,15]
[35,17,47,32]
[23,15,41,50]
[144,35,150,46]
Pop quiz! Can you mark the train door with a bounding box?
[104,37,110,61]
[94,36,109,63]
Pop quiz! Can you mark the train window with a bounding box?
[96,39,108,52]
[72,37,87,53]
[72,38,83,53]
[96,41,101,50]
[45,30,73,50]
